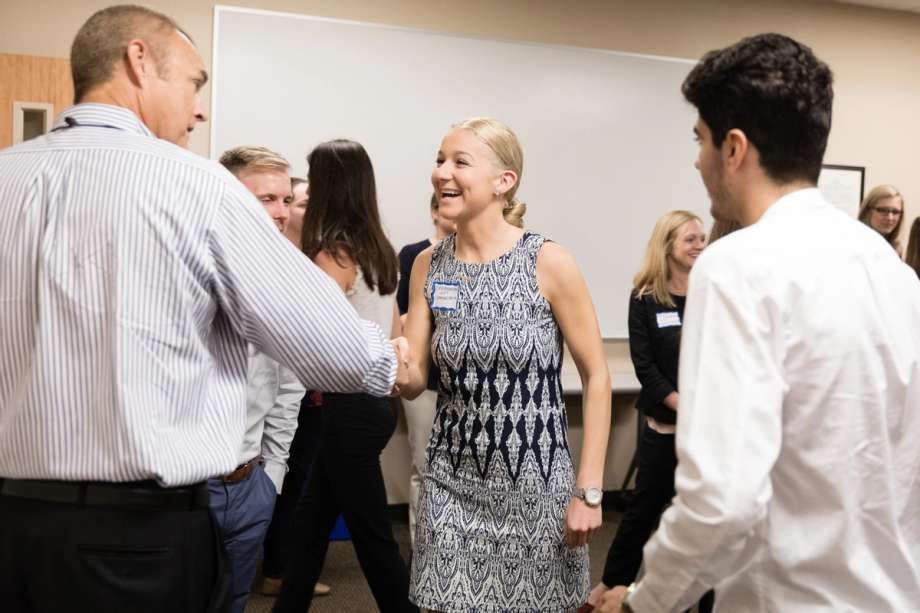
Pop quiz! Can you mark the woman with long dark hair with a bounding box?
[273,139,415,613]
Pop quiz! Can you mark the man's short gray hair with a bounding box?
[70,5,188,103]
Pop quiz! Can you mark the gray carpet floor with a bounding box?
[246,509,623,613]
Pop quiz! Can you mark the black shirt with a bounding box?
[397,239,431,315]
[628,291,686,425]
[396,238,439,391]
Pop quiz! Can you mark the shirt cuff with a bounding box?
[262,460,287,494]
[359,319,397,396]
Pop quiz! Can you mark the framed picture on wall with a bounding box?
[818,164,865,217]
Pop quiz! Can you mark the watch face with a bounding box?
[585,488,603,506]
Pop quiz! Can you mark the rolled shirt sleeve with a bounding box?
[260,364,305,493]
[207,179,397,397]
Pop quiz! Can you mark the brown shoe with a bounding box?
[314,582,331,597]
[257,576,282,596]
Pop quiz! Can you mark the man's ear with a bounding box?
[721,128,750,173]
[124,39,153,88]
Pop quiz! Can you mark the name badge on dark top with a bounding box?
[431,280,460,312]
[656,311,681,328]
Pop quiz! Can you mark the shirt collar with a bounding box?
[52,103,156,138]
[759,187,823,222]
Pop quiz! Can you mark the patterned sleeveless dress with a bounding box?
[409,232,589,612]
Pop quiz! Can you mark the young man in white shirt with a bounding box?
[600,33,920,613]
[213,146,306,613]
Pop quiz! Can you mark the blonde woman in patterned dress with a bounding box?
[400,117,611,612]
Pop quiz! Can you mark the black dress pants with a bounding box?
[0,481,230,613]
[602,424,714,613]
[273,393,417,613]
[262,394,323,578]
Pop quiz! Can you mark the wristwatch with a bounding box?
[576,486,603,507]
[621,582,637,613]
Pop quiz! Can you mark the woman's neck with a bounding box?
[454,210,522,263]
[431,227,450,244]
[667,269,689,296]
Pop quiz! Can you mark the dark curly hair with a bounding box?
[682,33,834,185]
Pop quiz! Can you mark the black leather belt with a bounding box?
[0,478,209,510]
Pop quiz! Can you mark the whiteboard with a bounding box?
[818,164,864,218]
[211,6,710,338]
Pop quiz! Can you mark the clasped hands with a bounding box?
[586,584,631,612]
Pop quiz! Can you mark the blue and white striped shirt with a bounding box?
[0,104,396,486]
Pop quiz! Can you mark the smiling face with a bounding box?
[431,128,509,223]
[868,195,903,236]
[668,218,706,273]
[143,30,208,148]
[236,168,293,232]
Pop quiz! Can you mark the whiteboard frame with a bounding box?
[818,164,865,218]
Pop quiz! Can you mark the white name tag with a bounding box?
[656,311,681,328]
[431,281,460,312]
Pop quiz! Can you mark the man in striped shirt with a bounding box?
[0,6,404,612]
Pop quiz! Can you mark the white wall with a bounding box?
[2,0,918,500]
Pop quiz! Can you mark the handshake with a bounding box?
[389,337,412,394]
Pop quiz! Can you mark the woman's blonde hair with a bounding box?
[633,210,703,308]
[453,117,526,228]
[858,184,904,255]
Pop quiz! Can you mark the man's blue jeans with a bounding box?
[208,462,277,613]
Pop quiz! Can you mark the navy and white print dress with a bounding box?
[409,232,589,613]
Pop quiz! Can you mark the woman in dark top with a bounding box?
[583,210,709,612]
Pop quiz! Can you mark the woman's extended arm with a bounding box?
[537,241,612,547]
[400,247,435,399]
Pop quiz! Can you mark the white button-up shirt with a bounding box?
[0,104,396,487]
[243,350,304,494]
[630,188,920,612]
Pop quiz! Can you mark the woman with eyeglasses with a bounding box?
[858,185,905,257]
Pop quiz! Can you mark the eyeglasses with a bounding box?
[872,206,902,217]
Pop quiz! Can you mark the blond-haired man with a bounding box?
[213,146,304,613]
